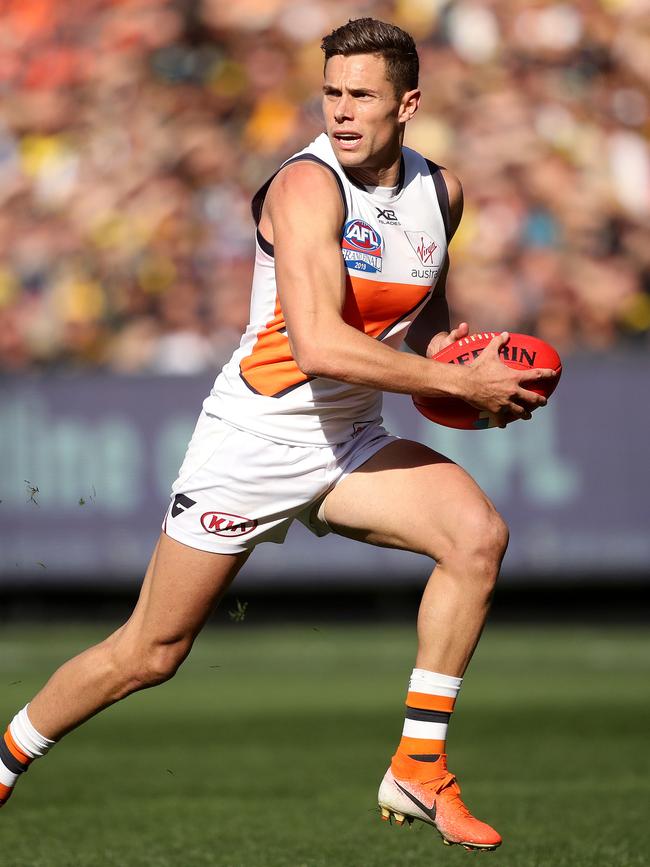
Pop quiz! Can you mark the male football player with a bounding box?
[0,18,554,851]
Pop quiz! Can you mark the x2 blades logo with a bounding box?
[201,511,258,537]
[375,207,399,225]
[341,219,383,273]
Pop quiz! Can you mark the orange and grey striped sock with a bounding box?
[392,668,462,776]
[0,706,55,806]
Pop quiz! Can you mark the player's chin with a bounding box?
[331,140,367,165]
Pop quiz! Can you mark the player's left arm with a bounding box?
[405,167,468,358]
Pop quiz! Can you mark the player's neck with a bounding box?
[343,131,404,188]
[345,154,401,188]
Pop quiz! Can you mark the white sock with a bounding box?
[0,706,56,798]
[10,705,56,759]
[409,668,463,697]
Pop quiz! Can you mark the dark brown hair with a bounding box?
[321,18,419,97]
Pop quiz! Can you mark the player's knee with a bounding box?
[137,641,189,687]
[112,638,190,692]
[483,508,509,561]
[467,506,509,579]
[441,504,508,577]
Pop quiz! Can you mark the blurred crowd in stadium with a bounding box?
[0,0,649,374]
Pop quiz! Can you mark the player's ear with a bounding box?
[398,88,420,123]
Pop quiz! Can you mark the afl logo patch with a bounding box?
[341,219,382,273]
[201,511,258,537]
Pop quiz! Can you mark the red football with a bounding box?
[413,332,562,430]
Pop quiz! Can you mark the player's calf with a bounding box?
[0,634,191,809]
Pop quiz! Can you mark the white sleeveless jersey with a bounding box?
[204,133,450,446]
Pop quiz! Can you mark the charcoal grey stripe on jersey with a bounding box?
[238,370,315,399]
[425,160,451,242]
[256,228,273,256]
[405,707,451,724]
[0,739,28,775]
[376,288,431,341]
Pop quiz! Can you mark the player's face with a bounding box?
[322,53,419,182]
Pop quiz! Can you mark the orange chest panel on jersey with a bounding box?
[239,294,304,398]
[239,271,430,398]
[342,274,430,339]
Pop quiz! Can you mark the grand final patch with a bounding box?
[341,219,383,273]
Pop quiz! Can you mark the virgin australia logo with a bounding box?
[405,230,439,266]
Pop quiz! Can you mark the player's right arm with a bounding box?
[262,162,553,418]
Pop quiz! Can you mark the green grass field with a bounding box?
[0,623,648,867]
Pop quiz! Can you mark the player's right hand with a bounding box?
[463,332,557,427]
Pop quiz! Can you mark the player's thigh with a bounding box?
[322,439,500,559]
[116,533,249,654]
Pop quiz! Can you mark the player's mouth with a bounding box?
[333,131,362,150]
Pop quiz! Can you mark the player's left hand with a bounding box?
[425,322,469,358]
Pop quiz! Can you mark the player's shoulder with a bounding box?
[266,158,345,222]
[270,158,340,200]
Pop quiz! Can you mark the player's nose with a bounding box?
[334,93,353,122]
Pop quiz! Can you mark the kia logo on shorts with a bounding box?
[201,511,258,537]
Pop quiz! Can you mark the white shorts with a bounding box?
[162,412,399,554]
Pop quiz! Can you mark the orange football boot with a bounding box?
[378,753,502,851]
